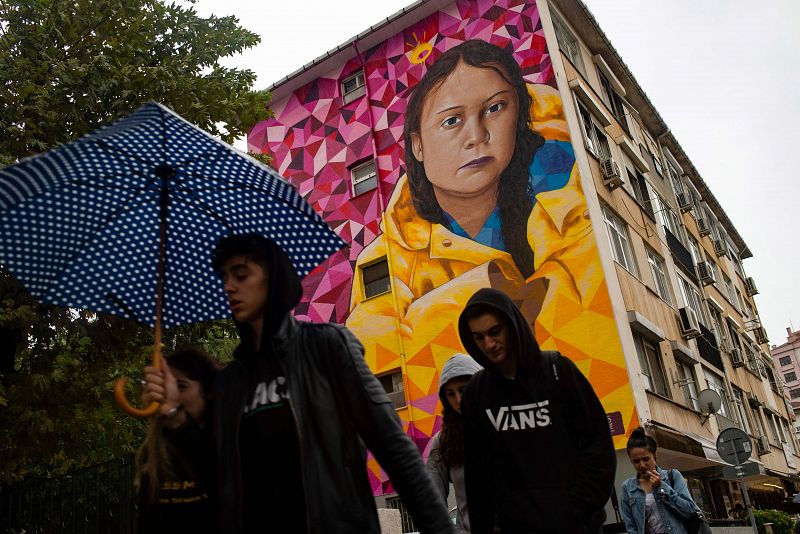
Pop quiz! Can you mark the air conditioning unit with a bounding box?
[601,158,624,189]
[730,347,745,368]
[679,307,701,339]
[696,261,715,285]
[756,435,771,455]
[713,239,727,257]
[745,276,759,296]
[754,327,769,345]
[677,192,692,213]
[697,218,711,236]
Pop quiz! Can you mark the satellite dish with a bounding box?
[698,389,722,415]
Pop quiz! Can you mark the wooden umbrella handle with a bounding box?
[114,343,163,418]
[115,162,171,419]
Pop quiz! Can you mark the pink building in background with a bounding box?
[772,327,800,431]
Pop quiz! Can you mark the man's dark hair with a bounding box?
[626,427,658,456]
[461,303,502,325]
[212,233,272,274]
[403,39,544,278]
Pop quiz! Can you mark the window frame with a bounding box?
[633,332,669,397]
[361,257,391,299]
[377,369,406,409]
[350,159,378,196]
[577,102,611,160]
[676,359,699,411]
[646,248,672,305]
[341,69,366,105]
[552,12,585,73]
[601,205,638,275]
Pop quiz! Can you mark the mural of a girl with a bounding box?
[348,40,620,427]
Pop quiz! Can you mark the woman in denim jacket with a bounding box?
[620,428,697,534]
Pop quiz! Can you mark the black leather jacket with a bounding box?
[212,314,453,533]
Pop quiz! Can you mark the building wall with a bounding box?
[250,0,638,495]
[547,0,799,505]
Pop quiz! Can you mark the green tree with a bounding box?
[0,0,269,483]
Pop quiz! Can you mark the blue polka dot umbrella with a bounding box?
[0,101,345,416]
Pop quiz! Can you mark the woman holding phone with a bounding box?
[620,427,697,534]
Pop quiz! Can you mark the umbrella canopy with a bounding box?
[0,101,344,329]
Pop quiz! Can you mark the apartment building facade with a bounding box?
[248,0,798,520]
[771,327,800,433]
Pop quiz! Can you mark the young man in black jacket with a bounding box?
[458,288,616,534]
[146,234,452,533]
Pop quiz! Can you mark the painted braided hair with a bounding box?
[403,39,545,278]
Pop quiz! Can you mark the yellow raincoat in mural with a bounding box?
[347,84,634,447]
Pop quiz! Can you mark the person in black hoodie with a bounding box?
[138,347,221,534]
[195,233,451,533]
[458,288,616,534]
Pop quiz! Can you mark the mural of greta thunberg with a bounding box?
[348,38,632,448]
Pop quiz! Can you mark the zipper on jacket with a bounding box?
[272,338,312,534]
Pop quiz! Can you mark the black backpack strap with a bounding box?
[540,350,563,404]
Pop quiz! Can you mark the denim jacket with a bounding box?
[620,467,697,534]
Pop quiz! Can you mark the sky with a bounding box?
[190,0,800,347]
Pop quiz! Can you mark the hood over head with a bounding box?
[213,234,302,354]
[438,353,482,407]
[458,288,541,380]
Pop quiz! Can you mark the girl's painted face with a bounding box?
[628,447,657,477]
[443,375,471,414]
[410,61,519,206]
[173,369,208,422]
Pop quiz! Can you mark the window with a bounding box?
[677,275,708,328]
[703,370,732,419]
[552,13,585,72]
[792,389,800,399]
[577,103,611,160]
[651,151,664,177]
[687,234,702,265]
[628,170,654,219]
[734,288,745,313]
[766,413,781,445]
[351,160,378,196]
[708,306,726,349]
[732,388,752,434]
[341,70,366,104]
[676,360,699,410]
[646,248,672,304]
[601,205,638,274]
[780,356,792,366]
[633,333,669,397]
[377,370,406,409]
[361,258,391,299]
[667,161,683,196]
[785,372,797,383]
[723,273,736,305]
[598,69,627,127]
[655,195,681,237]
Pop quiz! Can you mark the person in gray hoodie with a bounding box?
[426,353,483,533]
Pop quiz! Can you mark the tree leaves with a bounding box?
[0,0,269,483]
